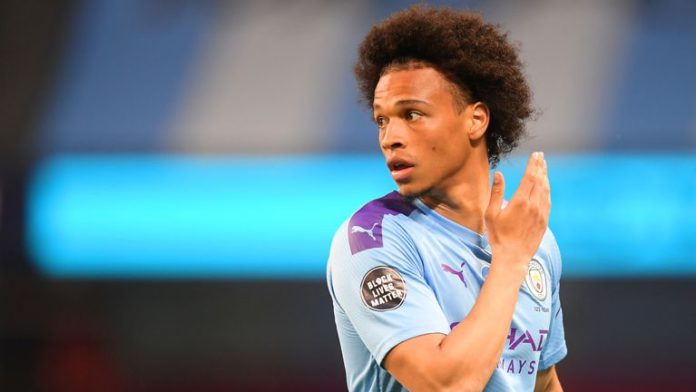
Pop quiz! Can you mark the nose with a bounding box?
[380,121,406,151]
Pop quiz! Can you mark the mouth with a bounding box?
[387,158,415,182]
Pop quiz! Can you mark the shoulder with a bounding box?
[327,192,420,277]
[341,191,418,255]
[327,192,421,304]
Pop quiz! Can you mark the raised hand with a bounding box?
[485,152,551,278]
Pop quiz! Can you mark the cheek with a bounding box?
[428,136,465,170]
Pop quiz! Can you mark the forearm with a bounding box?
[433,260,526,390]
[385,154,551,392]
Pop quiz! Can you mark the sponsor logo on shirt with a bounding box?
[497,358,537,375]
[449,323,548,353]
[451,324,548,375]
[506,327,549,352]
[525,259,548,301]
[495,328,549,376]
[350,223,379,241]
[360,266,407,311]
[441,261,468,287]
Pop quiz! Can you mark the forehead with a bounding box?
[373,67,455,108]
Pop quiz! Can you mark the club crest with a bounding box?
[525,259,548,301]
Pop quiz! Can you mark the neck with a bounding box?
[420,152,491,234]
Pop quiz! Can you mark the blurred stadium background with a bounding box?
[1,0,695,390]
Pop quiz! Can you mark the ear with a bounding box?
[467,102,490,141]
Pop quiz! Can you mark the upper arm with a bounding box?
[535,365,563,392]
[329,218,450,366]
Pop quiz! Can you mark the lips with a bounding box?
[387,158,415,182]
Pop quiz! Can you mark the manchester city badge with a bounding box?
[525,259,548,301]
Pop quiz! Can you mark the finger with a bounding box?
[541,155,548,178]
[513,152,541,201]
[529,171,544,207]
[530,158,551,217]
[542,158,551,213]
[485,171,505,219]
[542,157,551,204]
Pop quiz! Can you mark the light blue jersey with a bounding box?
[327,192,567,392]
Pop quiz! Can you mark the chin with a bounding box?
[396,182,430,199]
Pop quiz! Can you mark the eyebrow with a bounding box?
[373,99,431,111]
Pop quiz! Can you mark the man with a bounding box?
[327,6,566,392]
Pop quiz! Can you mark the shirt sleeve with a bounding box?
[328,217,450,366]
[539,231,568,370]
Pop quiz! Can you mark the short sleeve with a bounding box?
[328,217,450,365]
[539,232,568,370]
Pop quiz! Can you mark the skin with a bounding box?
[374,66,551,263]
[374,66,491,233]
[373,66,562,392]
[535,366,563,392]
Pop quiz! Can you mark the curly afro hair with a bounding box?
[354,5,534,167]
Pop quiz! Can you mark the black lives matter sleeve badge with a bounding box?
[360,266,407,311]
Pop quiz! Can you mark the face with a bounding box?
[373,66,484,198]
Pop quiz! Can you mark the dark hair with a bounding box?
[354,5,534,167]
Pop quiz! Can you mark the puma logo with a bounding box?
[351,222,379,241]
[442,261,468,287]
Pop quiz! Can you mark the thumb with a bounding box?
[486,171,505,219]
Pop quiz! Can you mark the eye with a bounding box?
[375,116,387,128]
[405,111,423,121]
